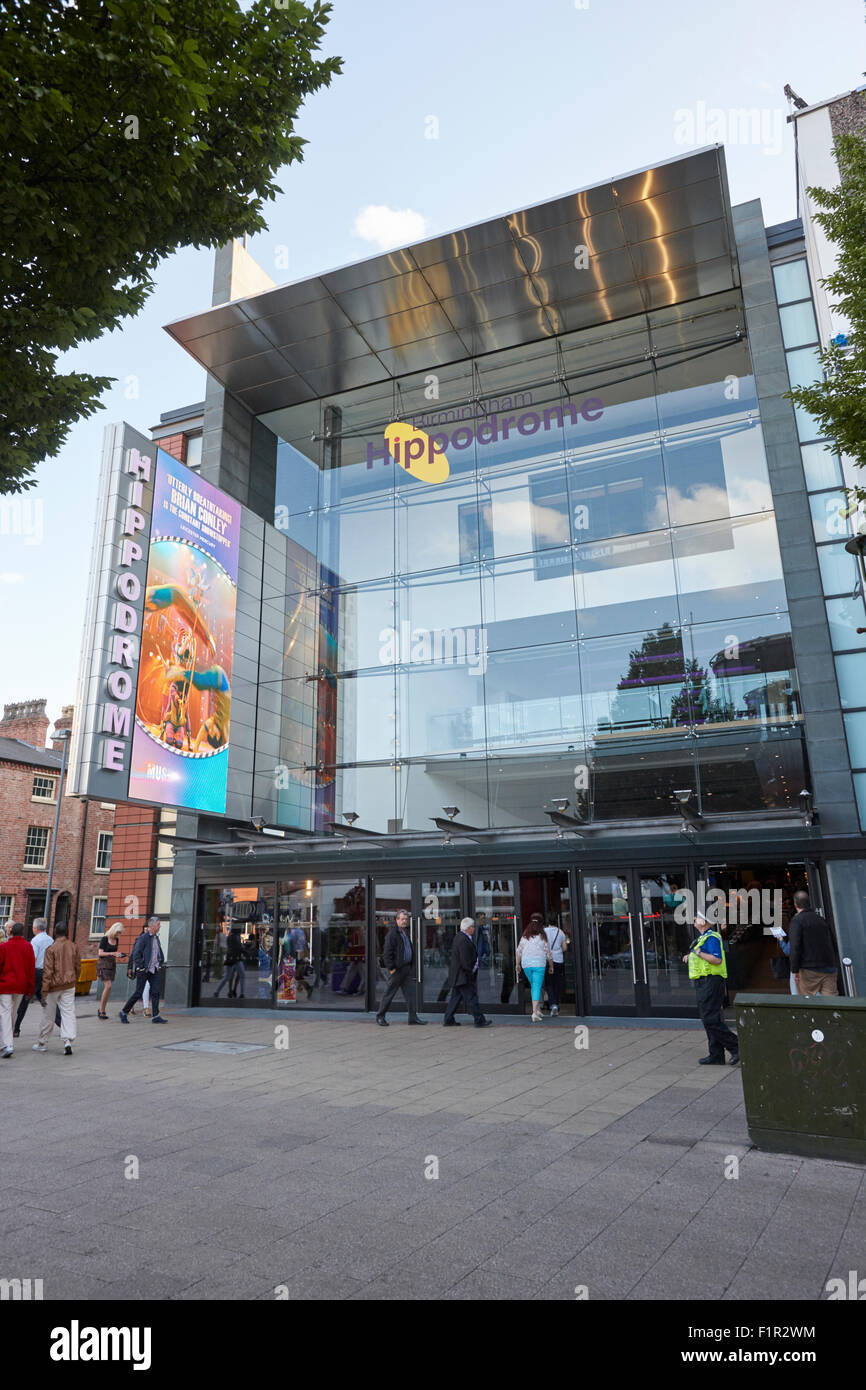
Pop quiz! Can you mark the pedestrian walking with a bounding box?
[96,922,127,1019]
[13,917,52,1037]
[683,911,738,1065]
[35,922,80,1056]
[543,918,569,1015]
[119,917,167,1024]
[0,923,36,1057]
[788,892,838,997]
[376,909,427,1026]
[516,914,554,1022]
[443,918,492,1028]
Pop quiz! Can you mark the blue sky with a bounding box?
[2,0,863,728]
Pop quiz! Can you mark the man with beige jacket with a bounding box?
[35,923,81,1056]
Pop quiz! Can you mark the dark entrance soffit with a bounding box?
[159,810,813,860]
[164,148,738,416]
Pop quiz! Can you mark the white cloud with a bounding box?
[0,572,24,584]
[352,204,427,252]
[482,499,570,547]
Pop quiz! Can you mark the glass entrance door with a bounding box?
[637,868,693,1013]
[583,869,640,1013]
[419,878,464,1008]
[517,871,575,1014]
[471,876,519,1011]
[581,865,694,1015]
[373,879,421,1015]
[373,876,465,1014]
[275,879,366,1009]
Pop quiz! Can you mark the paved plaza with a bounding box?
[1,1002,864,1301]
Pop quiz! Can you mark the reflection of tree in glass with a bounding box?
[611,624,733,728]
[669,664,734,726]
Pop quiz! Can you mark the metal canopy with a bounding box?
[164,148,738,416]
[161,808,810,864]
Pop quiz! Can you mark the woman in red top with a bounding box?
[0,922,36,1057]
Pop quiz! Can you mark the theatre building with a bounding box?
[74,146,866,1019]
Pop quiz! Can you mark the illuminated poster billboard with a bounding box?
[127,454,240,813]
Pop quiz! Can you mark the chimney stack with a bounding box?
[0,699,50,750]
[51,704,75,751]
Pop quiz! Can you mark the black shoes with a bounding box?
[699,1055,726,1065]
[408,1017,428,1025]
[443,1020,460,1026]
[376,1016,389,1027]
[475,1018,493,1028]
[729,1051,740,1065]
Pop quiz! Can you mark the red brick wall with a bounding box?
[105,804,160,960]
[76,799,119,958]
[155,433,186,462]
[0,758,114,956]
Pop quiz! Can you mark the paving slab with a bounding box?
[3,1008,861,1301]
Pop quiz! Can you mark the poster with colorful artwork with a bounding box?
[128,452,240,813]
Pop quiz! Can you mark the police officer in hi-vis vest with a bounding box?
[683,910,739,1066]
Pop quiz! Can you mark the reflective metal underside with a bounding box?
[165,148,738,415]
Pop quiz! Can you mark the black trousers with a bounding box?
[546,962,565,1009]
[378,963,420,1019]
[695,975,738,1059]
[15,967,43,1030]
[443,979,486,1026]
[122,971,161,1019]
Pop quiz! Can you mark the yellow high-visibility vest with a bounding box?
[688,929,727,980]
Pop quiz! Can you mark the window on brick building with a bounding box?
[31,774,57,801]
[23,826,49,867]
[90,897,107,938]
[96,831,113,872]
[185,433,202,470]
[0,894,13,928]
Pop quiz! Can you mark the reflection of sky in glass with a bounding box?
[258,298,810,829]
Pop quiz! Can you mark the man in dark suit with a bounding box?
[443,918,492,1028]
[376,910,427,1026]
[119,917,167,1024]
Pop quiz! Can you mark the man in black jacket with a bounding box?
[788,892,838,997]
[119,917,167,1024]
[443,918,492,1028]
[376,910,427,1026]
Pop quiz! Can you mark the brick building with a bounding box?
[0,700,115,958]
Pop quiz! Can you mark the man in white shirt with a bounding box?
[13,917,52,1037]
[543,921,568,1016]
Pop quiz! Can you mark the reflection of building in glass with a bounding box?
[133,135,866,1016]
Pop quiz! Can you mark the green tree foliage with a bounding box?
[0,0,341,493]
[787,129,866,496]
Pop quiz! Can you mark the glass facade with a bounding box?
[254,288,805,834]
[198,879,367,1009]
[773,254,866,830]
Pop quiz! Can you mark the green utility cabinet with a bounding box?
[737,993,866,1164]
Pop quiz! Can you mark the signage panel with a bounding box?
[127,454,240,813]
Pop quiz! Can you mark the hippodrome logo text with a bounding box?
[367,397,604,483]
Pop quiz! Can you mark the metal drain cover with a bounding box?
[160,1039,267,1054]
